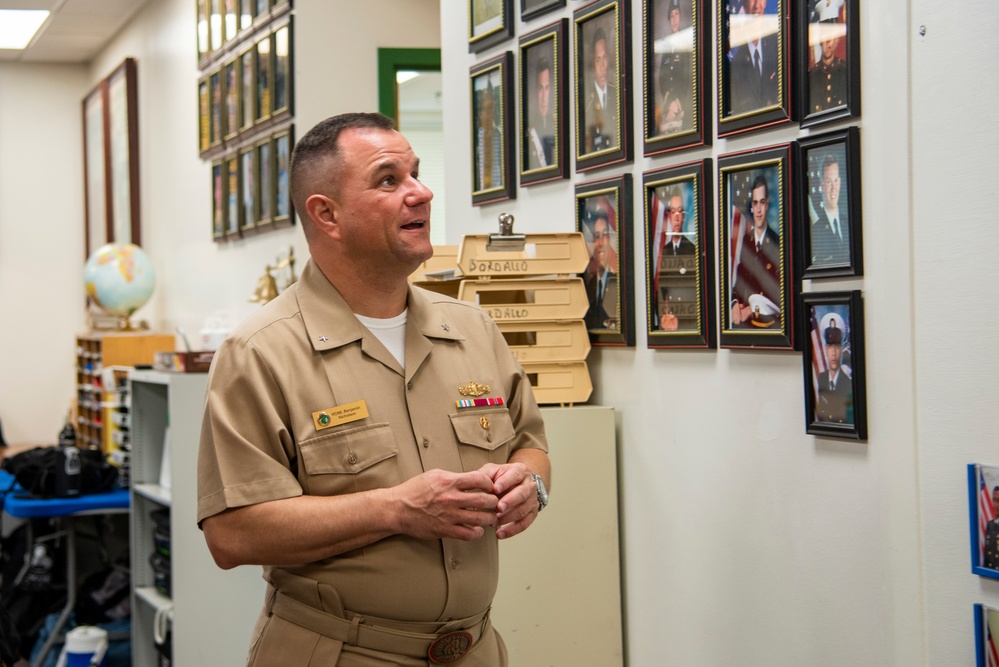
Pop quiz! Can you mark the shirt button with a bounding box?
[407,381,413,390]
[422,437,429,449]
[347,453,358,465]
[450,558,458,569]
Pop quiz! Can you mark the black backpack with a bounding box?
[1,447,117,499]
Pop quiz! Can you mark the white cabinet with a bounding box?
[129,370,266,666]
[492,406,624,666]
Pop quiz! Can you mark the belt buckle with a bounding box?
[428,630,473,664]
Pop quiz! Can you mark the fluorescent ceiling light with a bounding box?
[0,10,49,50]
[396,70,420,85]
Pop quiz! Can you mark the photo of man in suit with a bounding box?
[583,25,618,154]
[730,172,781,329]
[725,0,779,117]
[583,206,619,331]
[815,313,852,424]
[653,185,697,332]
[525,50,555,171]
[474,77,503,193]
[809,150,850,267]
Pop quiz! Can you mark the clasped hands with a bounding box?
[397,462,539,543]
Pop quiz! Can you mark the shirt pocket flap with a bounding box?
[299,423,397,475]
[449,409,516,452]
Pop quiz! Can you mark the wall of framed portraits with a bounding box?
[441,0,999,665]
[195,0,296,242]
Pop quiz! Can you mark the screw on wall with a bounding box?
[919,25,926,36]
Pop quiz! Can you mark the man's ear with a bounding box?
[305,194,340,239]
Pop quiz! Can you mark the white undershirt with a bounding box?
[355,309,408,368]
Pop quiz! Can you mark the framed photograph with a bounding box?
[82,81,109,259]
[519,19,568,186]
[256,32,273,123]
[469,0,513,53]
[716,0,792,138]
[521,0,565,22]
[272,20,293,118]
[238,0,254,33]
[210,0,224,53]
[643,159,715,348]
[256,136,274,228]
[969,464,999,580]
[576,174,635,346]
[198,75,211,155]
[223,56,240,141]
[226,154,241,238]
[197,0,210,65]
[642,0,709,156]
[797,126,862,278]
[718,143,794,350]
[470,52,516,206]
[239,45,256,133]
[239,145,257,233]
[974,603,999,667]
[106,57,141,248]
[212,159,225,240]
[800,290,867,439]
[273,128,294,227]
[209,67,224,148]
[798,0,860,128]
[574,0,633,172]
[223,0,238,43]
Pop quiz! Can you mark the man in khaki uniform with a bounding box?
[197,112,551,666]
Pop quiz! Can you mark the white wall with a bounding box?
[912,2,999,664]
[441,1,926,665]
[0,63,89,443]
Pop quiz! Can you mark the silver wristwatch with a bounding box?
[530,473,548,512]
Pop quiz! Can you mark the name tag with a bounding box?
[312,400,369,431]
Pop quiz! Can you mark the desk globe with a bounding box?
[84,243,156,330]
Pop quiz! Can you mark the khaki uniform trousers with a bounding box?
[246,572,508,667]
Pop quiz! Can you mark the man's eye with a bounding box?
[381,176,395,186]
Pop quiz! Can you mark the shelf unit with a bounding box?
[75,332,173,450]
[129,370,266,666]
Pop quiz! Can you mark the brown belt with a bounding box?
[269,591,489,664]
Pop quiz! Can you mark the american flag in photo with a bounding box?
[981,471,996,565]
[727,169,754,300]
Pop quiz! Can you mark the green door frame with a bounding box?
[377,48,442,125]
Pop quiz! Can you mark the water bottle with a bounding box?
[55,421,81,498]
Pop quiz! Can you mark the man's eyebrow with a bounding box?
[370,157,420,178]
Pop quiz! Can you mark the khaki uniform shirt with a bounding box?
[197,259,547,624]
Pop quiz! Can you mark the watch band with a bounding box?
[530,473,548,512]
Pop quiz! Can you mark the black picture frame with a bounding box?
[573,0,633,172]
[83,79,109,259]
[469,0,514,53]
[797,0,860,128]
[209,67,223,149]
[521,0,566,22]
[255,31,272,124]
[106,58,141,249]
[800,289,867,439]
[716,0,792,138]
[643,159,715,348]
[642,0,710,156]
[796,126,862,279]
[519,19,569,186]
[718,143,794,350]
[974,603,999,667]
[968,464,999,581]
[576,173,635,346]
[471,51,516,206]
[239,44,256,133]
